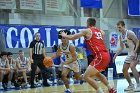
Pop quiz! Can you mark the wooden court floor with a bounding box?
[0,78,137,93]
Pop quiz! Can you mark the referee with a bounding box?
[29,32,50,88]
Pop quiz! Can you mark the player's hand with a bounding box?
[30,59,33,63]
[60,31,67,37]
[6,57,9,62]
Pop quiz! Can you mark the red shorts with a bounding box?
[89,52,110,71]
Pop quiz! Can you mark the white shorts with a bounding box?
[125,55,137,63]
[63,61,80,72]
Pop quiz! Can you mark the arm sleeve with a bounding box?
[29,41,34,48]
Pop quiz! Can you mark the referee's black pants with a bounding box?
[30,58,49,85]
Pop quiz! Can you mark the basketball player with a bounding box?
[7,52,17,72]
[16,50,30,87]
[60,18,116,93]
[0,52,13,89]
[52,30,83,93]
[113,21,140,91]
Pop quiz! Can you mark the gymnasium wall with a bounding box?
[0,0,140,70]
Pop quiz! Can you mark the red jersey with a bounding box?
[84,27,108,56]
[84,27,110,71]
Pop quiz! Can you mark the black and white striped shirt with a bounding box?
[29,40,44,55]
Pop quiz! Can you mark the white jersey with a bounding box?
[59,43,80,72]
[120,30,135,55]
[60,43,73,61]
[0,58,7,68]
[9,59,16,69]
[17,57,28,68]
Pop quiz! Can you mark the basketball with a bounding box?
[43,57,53,67]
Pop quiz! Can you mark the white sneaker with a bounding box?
[65,89,72,93]
[124,84,135,91]
[47,79,52,84]
[8,85,14,89]
[0,86,3,90]
[38,80,42,84]
[34,80,37,85]
[26,84,30,87]
[134,86,140,92]
[54,79,57,83]
[36,80,42,86]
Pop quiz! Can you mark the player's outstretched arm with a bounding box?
[60,30,87,40]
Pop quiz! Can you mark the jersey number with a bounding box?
[95,32,103,40]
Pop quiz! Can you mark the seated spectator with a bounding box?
[16,50,30,87]
[0,51,14,89]
[7,52,18,87]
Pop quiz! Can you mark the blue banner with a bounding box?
[80,0,102,8]
[0,25,86,48]
[128,0,140,16]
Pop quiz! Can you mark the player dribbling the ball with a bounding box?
[52,30,84,93]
